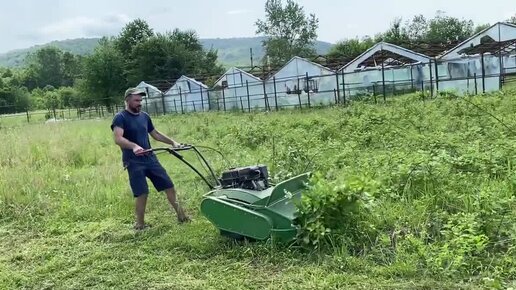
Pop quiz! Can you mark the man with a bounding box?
[111,87,190,230]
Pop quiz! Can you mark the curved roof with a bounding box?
[339,42,431,73]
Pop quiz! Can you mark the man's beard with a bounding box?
[128,105,141,113]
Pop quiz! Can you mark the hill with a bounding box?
[200,36,333,67]
[0,38,100,68]
[0,37,333,68]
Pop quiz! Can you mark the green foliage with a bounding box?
[1,90,516,288]
[295,173,379,252]
[340,11,479,59]
[255,0,319,67]
[22,47,82,90]
[114,18,154,58]
[327,37,375,62]
[426,11,474,43]
[126,30,225,86]
[78,38,126,107]
[0,73,30,113]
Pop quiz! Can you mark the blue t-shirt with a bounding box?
[110,110,157,165]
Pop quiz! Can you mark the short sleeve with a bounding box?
[146,113,155,133]
[110,113,125,131]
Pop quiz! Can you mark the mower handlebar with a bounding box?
[136,144,192,156]
[134,144,220,190]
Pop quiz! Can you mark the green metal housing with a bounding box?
[200,172,310,243]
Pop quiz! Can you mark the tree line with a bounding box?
[0,0,515,115]
[0,19,225,114]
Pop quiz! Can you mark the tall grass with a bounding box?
[1,91,515,289]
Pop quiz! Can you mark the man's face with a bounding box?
[127,94,143,113]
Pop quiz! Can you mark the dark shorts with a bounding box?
[126,160,174,197]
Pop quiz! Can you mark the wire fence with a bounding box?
[139,52,516,115]
[1,51,516,126]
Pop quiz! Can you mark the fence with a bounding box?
[1,52,516,125]
[139,53,516,115]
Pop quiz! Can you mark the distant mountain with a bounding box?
[0,38,101,68]
[200,37,333,67]
[0,37,333,68]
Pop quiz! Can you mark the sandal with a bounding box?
[133,223,151,231]
[178,215,192,224]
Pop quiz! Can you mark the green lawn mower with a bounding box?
[146,145,310,243]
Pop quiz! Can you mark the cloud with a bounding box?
[38,14,131,40]
[226,9,251,15]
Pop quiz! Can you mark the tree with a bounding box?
[0,80,30,114]
[426,11,474,43]
[377,17,410,45]
[23,46,64,89]
[474,23,491,34]
[403,15,429,42]
[126,29,224,86]
[115,19,154,58]
[255,0,319,68]
[507,14,516,25]
[79,38,126,107]
[61,52,82,87]
[327,37,374,62]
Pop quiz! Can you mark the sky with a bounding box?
[0,0,514,53]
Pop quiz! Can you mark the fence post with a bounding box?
[381,62,386,102]
[26,109,30,123]
[498,24,503,90]
[161,93,166,115]
[246,80,251,112]
[305,72,311,108]
[207,90,211,111]
[262,80,269,111]
[154,102,158,116]
[434,57,439,94]
[273,76,278,111]
[341,72,346,104]
[474,73,478,95]
[429,60,434,98]
[200,88,205,111]
[192,101,196,112]
[179,87,184,114]
[297,77,302,109]
[335,72,341,104]
[481,52,486,94]
[410,65,414,91]
[174,99,178,114]
[221,87,226,111]
[144,87,149,112]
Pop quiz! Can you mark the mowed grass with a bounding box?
[1,91,516,289]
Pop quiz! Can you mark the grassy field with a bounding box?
[1,90,516,289]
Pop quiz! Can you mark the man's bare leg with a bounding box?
[164,187,190,223]
[135,194,148,229]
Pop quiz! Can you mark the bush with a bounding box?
[294,172,380,253]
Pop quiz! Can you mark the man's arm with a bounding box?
[149,129,180,147]
[113,127,144,153]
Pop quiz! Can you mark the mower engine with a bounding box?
[219,165,269,191]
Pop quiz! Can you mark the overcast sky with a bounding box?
[0,0,514,53]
